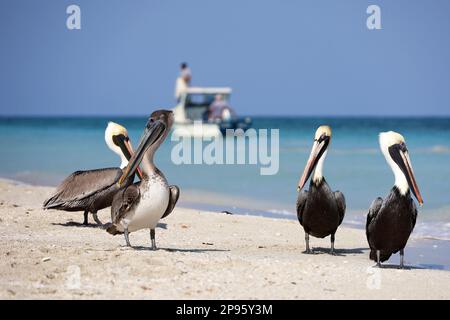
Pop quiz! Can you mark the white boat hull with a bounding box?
[172,123,221,138]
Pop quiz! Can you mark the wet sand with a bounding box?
[1,179,450,299]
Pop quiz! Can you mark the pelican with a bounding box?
[106,110,180,250]
[43,122,142,225]
[366,131,423,268]
[296,125,346,254]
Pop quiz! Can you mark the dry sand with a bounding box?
[1,179,449,299]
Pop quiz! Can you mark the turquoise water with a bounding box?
[1,116,450,240]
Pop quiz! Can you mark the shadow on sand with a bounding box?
[372,263,445,270]
[51,221,104,228]
[123,246,230,253]
[52,221,168,229]
[305,247,367,256]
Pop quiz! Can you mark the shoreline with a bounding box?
[1,179,450,299]
[2,176,449,234]
[2,176,450,242]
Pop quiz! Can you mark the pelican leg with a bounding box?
[400,249,405,269]
[376,250,382,268]
[150,229,157,250]
[83,210,89,225]
[124,228,131,247]
[92,212,103,225]
[330,233,335,255]
[305,233,311,254]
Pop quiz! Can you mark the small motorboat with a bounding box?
[172,87,252,137]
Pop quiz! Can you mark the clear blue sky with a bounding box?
[1,0,449,116]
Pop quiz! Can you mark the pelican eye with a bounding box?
[147,118,155,128]
[317,134,328,143]
[399,142,408,152]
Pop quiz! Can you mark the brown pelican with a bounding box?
[366,131,423,268]
[296,125,346,254]
[43,122,142,225]
[106,110,180,250]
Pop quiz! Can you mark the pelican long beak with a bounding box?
[399,150,423,206]
[389,143,423,205]
[297,136,329,192]
[118,120,165,186]
[123,139,143,180]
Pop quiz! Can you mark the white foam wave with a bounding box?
[267,209,295,216]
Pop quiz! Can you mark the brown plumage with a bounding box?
[106,110,180,249]
[43,122,140,225]
[106,183,179,235]
[43,168,134,225]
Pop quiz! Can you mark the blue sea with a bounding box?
[1,116,450,245]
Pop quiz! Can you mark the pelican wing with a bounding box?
[334,191,346,225]
[296,190,309,225]
[43,168,122,209]
[410,198,418,230]
[365,197,383,240]
[161,185,180,219]
[110,183,140,225]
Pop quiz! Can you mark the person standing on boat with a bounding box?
[180,62,192,84]
[175,62,192,101]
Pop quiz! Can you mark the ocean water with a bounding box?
[1,116,450,241]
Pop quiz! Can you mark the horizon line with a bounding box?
[1,114,450,118]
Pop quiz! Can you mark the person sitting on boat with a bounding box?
[174,62,192,101]
[208,94,235,121]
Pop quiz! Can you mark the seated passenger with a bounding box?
[208,94,231,120]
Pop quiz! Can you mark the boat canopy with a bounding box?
[184,87,232,95]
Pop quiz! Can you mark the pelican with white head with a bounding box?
[296,125,346,254]
[366,131,423,268]
[43,122,142,225]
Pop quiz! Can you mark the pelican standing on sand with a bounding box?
[296,126,346,254]
[366,131,423,268]
[43,122,142,225]
[106,110,180,250]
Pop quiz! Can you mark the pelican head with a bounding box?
[105,122,143,178]
[118,110,173,186]
[297,125,332,192]
[379,131,423,205]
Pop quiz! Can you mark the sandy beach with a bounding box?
[1,179,449,300]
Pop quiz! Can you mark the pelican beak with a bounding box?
[113,135,144,180]
[297,135,329,192]
[118,119,165,186]
[390,143,424,206]
[123,139,143,180]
